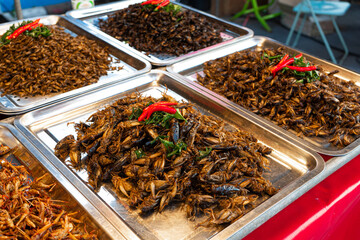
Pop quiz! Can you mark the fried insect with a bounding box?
[0,144,11,156]
[197,48,360,148]
[0,159,98,239]
[55,93,277,227]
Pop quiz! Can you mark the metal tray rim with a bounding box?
[0,15,151,115]
[166,36,360,156]
[14,70,325,240]
[65,0,254,66]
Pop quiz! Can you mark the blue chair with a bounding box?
[286,0,350,64]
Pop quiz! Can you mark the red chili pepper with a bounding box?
[142,0,164,5]
[286,65,317,72]
[6,19,40,40]
[155,0,170,10]
[152,0,166,4]
[278,54,289,65]
[138,101,178,121]
[282,53,302,66]
[145,105,177,119]
[271,53,303,76]
[294,53,302,59]
[270,54,289,72]
[8,19,41,39]
[142,101,177,114]
[271,63,288,77]
[151,101,178,107]
[283,53,303,66]
[27,19,41,28]
[28,23,43,30]
[138,104,177,121]
[141,0,155,5]
[138,112,147,122]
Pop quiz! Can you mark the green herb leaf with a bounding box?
[149,136,187,157]
[149,135,168,145]
[262,52,283,60]
[24,25,52,38]
[167,140,187,157]
[288,55,320,83]
[173,109,186,121]
[142,4,156,11]
[145,111,166,126]
[164,3,182,15]
[197,147,212,160]
[160,113,175,128]
[176,16,183,22]
[293,56,307,67]
[134,149,145,159]
[159,137,175,151]
[0,34,11,47]
[146,101,154,107]
[1,20,52,47]
[129,107,143,120]
[145,108,186,128]
[142,3,182,16]
[0,21,30,47]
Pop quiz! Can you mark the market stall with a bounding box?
[0,0,359,239]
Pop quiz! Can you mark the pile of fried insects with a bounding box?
[55,93,277,227]
[0,144,98,239]
[197,48,360,148]
[98,1,224,56]
[0,18,112,97]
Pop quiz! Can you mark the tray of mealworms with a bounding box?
[0,121,130,239]
[0,15,151,115]
[166,36,360,156]
[65,0,253,66]
[14,70,324,240]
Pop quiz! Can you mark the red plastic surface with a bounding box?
[244,155,360,240]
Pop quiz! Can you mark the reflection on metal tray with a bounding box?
[15,70,324,240]
[0,15,151,115]
[0,122,126,240]
[65,0,253,66]
[166,36,360,156]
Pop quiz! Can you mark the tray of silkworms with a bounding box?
[0,15,151,115]
[0,121,130,239]
[65,0,253,66]
[14,70,324,240]
[166,36,360,156]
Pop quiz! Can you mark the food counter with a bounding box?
[245,153,360,240]
[0,0,359,239]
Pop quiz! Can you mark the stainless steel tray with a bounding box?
[65,0,253,66]
[166,36,360,156]
[0,15,151,115]
[0,121,127,240]
[15,70,324,240]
